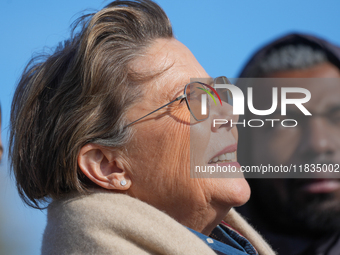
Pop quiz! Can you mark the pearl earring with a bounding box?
[120,179,127,186]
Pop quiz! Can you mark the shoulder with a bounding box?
[41,189,217,255]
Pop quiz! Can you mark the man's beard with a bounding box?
[285,180,340,235]
[250,178,340,236]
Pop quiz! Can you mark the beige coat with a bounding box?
[41,189,275,255]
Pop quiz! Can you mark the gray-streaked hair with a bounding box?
[9,0,173,209]
[247,44,328,77]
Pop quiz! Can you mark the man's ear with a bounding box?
[78,144,131,190]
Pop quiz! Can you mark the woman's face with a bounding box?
[124,38,250,234]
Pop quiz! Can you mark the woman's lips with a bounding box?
[301,179,340,193]
[208,144,238,164]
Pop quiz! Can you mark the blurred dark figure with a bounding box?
[236,33,340,255]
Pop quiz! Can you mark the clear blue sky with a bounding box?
[1,0,339,254]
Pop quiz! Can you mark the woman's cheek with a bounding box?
[190,118,213,166]
[163,110,190,165]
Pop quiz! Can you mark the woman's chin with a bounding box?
[216,177,251,207]
[234,178,251,206]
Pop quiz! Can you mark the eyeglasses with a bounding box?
[124,76,232,128]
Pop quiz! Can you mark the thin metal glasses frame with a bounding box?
[124,77,229,128]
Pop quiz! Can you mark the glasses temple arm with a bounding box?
[124,94,186,128]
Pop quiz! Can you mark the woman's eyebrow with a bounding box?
[167,77,214,100]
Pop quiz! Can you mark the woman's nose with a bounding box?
[210,101,239,132]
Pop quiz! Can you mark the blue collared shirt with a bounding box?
[188,224,258,255]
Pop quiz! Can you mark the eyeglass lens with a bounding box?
[186,77,232,121]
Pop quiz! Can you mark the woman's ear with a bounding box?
[78,144,131,190]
